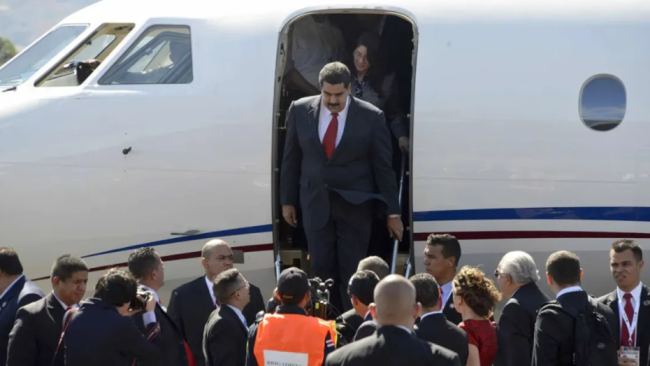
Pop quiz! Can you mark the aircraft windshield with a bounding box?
[0,25,88,87]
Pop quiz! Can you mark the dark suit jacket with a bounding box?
[133,302,188,366]
[532,290,617,366]
[598,285,650,366]
[495,282,550,366]
[336,309,364,344]
[280,95,400,230]
[353,312,376,342]
[167,276,265,366]
[442,297,463,325]
[203,305,248,366]
[0,276,44,366]
[55,298,163,366]
[6,293,66,366]
[414,312,468,365]
[325,325,461,366]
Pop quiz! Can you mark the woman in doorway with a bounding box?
[452,266,501,366]
[345,32,409,152]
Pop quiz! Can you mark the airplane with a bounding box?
[0,0,649,315]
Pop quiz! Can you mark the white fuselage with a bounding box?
[0,0,649,311]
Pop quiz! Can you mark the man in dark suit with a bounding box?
[598,239,650,366]
[337,270,378,343]
[0,247,44,366]
[494,251,550,366]
[410,273,468,365]
[168,239,265,366]
[54,268,163,366]
[532,251,618,366]
[324,275,460,366]
[422,234,462,325]
[336,256,389,341]
[7,254,88,366]
[203,269,250,366]
[128,247,192,366]
[280,62,402,311]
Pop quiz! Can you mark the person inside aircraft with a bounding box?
[345,32,409,152]
[283,14,345,98]
[77,40,191,84]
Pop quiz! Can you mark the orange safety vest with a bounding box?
[254,313,337,366]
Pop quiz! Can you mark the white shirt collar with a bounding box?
[420,310,443,321]
[51,291,78,310]
[616,282,643,303]
[364,310,372,320]
[556,285,583,299]
[227,304,248,328]
[440,281,453,308]
[0,275,24,301]
[205,275,217,305]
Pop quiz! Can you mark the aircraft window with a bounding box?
[0,25,88,87]
[579,75,626,132]
[99,25,193,85]
[36,23,135,87]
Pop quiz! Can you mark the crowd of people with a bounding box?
[0,233,642,366]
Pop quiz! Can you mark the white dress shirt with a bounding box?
[0,275,24,301]
[556,285,583,299]
[51,291,78,310]
[440,281,453,310]
[227,304,248,328]
[617,282,643,345]
[319,96,350,147]
[205,275,217,305]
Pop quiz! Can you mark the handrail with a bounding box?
[390,153,407,274]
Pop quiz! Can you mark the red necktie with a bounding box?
[322,112,338,159]
[621,293,636,346]
[66,307,72,311]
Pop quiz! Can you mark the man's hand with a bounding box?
[144,291,157,312]
[282,205,297,227]
[398,137,410,152]
[387,216,403,241]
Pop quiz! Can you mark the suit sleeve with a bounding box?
[6,307,37,366]
[353,321,376,342]
[117,319,164,365]
[205,321,239,366]
[280,101,302,206]
[167,289,185,338]
[245,322,259,366]
[531,310,561,366]
[370,110,400,215]
[497,302,533,366]
[17,292,43,308]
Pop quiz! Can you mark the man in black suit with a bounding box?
[280,62,402,311]
[324,275,460,366]
[410,273,468,365]
[7,254,88,366]
[338,270,378,342]
[55,268,163,366]
[598,239,650,366]
[423,234,462,325]
[167,239,266,366]
[128,247,191,366]
[0,247,44,366]
[494,251,550,366]
[203,269,250,366]
[336,256,389,342]
[532,251,618,366]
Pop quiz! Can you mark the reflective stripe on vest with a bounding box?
[254,313,337,366]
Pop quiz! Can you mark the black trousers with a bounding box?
[303,192,373,314]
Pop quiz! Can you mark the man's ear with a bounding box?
[369,303,377,319]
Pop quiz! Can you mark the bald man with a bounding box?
[325,275,460,366]
[167,240,265,366]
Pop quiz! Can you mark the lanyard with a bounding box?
[618,295,639,346]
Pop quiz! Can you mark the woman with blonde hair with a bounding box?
[452,266,502,366]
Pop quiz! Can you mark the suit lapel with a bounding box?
[637,286,650,348]
[45,293,65,327]
[0,276,25,315]
[193,277,216,313]
[308,96,328,162]
[221,305,248,337]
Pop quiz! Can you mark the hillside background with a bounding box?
[0,0,99,50]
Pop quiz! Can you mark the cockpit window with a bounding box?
[36,23,135,87]
[99,25,193,85]
[0,25,87,87]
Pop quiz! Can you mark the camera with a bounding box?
[129,289,151,310]
[307,277,334,319]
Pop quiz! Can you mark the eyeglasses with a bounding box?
[230,281,249,296]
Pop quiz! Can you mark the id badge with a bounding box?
[621,347,640,363]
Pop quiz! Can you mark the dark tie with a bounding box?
[621,293,635,346]
[322,112,338,159]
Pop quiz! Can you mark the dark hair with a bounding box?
[51,255,88,281]
[94,268,138,307]
[127,247,160,281]
[0,248,23,276]
[612,239,643,262]
[347,32,385,96]
[214,268,244,305]
[319,62,351,88]
[546,251,581,287]
[427,234,462,267]
[348,270,379,306]
[453,266,502,318]
[357,256,389,279]
[409,273,440,308]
